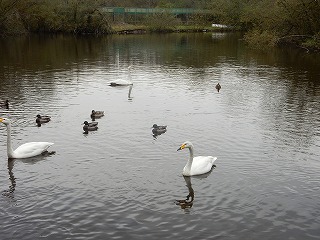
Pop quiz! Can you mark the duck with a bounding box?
[109,66,133,86]
[90,110,104,120]
[215,83,221,92]
[83,120,98,134]
[177,141,217,176]
[36,114,51,124]
[0,117,54,159]
[152,124,167,135]
[82,121,98,127]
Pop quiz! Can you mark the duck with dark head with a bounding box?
[215,83,221,92]
[83,120,98,134]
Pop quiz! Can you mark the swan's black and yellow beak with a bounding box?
[0,118,4,122]
[177,144,186,151]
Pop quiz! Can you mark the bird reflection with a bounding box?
[175,176,194,209]
[175,169,216,210]
[128,84,133,100]
[2,159,16,200]
[5,100,9,109]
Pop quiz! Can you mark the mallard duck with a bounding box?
[109,66,133,86]
[90,110,104,120]
[152,124,167,135]
[36,114,51,124]
[83,121,98,127]
[0,118,54,159]
[215,83,221,92]
[177,141,217,176]
[83,120,98,134]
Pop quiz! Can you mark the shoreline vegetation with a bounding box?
[1,0,319,52]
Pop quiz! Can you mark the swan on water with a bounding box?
[0,118,54,159]
[109,66,133,86]
[177,141,217,176]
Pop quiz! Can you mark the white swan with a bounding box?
[177,141,217,176]
[0,118,54,159]
[109,66,133,86]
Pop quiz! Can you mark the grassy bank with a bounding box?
[110,23,233,34]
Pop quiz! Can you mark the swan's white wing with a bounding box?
[189,156,217,176]
[110,79,132,86]
[13,142,54,158]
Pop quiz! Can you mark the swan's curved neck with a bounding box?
[185,146,194,171]
[5,123,15,158]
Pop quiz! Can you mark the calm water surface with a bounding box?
[0,33,320,240]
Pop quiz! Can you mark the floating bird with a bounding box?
[152,124,167,135]
[109,66,133,86]
[0,118,54,159]
[83,121,98,127]
[36,114,51,124]
[215,83,221,92]
[83,120,98,134]
[177,141,217,176]
[90,110,104,120]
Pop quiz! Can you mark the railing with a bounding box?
[102,7,211,15]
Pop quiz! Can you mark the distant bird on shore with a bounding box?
[215,83,221,92]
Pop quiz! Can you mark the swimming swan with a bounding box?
[109,66,133,86]
[0,118,54,159]
[177,141,217,176]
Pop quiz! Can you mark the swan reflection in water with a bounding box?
[2,152,56,199]
[175,176,194,209]
[175,169,216,210]
[2,159,16,200]
[128,84,133,101]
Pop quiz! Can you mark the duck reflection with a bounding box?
[5,100,9,109]
[175,176,194,209]
[2,159,16,200]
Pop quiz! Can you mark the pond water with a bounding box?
[0,33,319,240]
